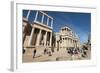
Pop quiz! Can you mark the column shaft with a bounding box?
[34,11,38,21]
[41,14,44,23]
[36,29,42,46]
[51,19,53,28]
[47,17,49,25]
[26,10,31,19]
[44,31,47,46]
[49,32,52,47]
[28,28,34,45]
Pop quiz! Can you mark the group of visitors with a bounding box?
[32,46,52,59]
[67,47,79,56]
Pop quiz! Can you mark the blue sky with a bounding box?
[23,10,91,44]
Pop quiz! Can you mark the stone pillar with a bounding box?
[67,38,68,47]
[66,38,68,47]
[23,24,26,42]
[73,40,75,47]
[47,17,49,25]
[23,33,25,44]
[49,32,52,47]
[26,10,31,19]
[72,40,74,47]
[70,39,71,47]
[44,31,47,46]
[68,39,69,47]
[41,14,44,24]
[28,28,34,45]
[56,39,57,48]
[34,11,38,21]
[71,39,72,47]
[51,19,53,28]
[76,41,77,48]
[69,39,70,47]
[36,29,42,46]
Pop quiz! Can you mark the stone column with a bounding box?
[76,41,77,48]
[47,17,49,25]
[69,38,71,47]
[65,38,66,47]
[66,38,68,47]
[69,39,70,47]
[34,11,38,21]
[44,31,47,46]
[67,38,68,47]
[49,32,52,47]
[23,25,25,43]
[41,14,44,24]
[51,19,53,28]
[28,28,35,45]
[56,39,57,48]
[73,40,75,47]
[26,10,31,19]
[36,29,42,46]
[72,40,74,47]
[70,39,71,47]
[23,33,25,44]
[68,38,70,47]
[71,39,72,47]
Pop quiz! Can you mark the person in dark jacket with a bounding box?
[33,49,36,58]
[44,48,47,55]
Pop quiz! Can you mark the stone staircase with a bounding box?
[24,46,45,56]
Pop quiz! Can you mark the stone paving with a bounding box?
[22,47,91,63]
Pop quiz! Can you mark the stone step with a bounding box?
[24,46,46,57]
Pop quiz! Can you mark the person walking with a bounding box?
[33,49,36,58]
[44,48,47,55]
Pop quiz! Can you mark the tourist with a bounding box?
[33,49,36,58]
[44,48,47,55]
[23,48,25,54]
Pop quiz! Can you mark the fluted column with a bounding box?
[34,11,38,21]
[72,40,74,47]
[41,14,44,24]
[68,38,69,47]
[51,19,53,28]
[49,32,52,47]
[36,29,42,46]
[26,10,31,19]
[44,31,47,46]
[28,28,35,45]
[47,17,49,25]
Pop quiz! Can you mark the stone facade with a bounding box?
[23,11,53,56]
[55,26,80,49]
[23,10,81,58]
[22,10,85,62]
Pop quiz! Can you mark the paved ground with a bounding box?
[22,47,91,63]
